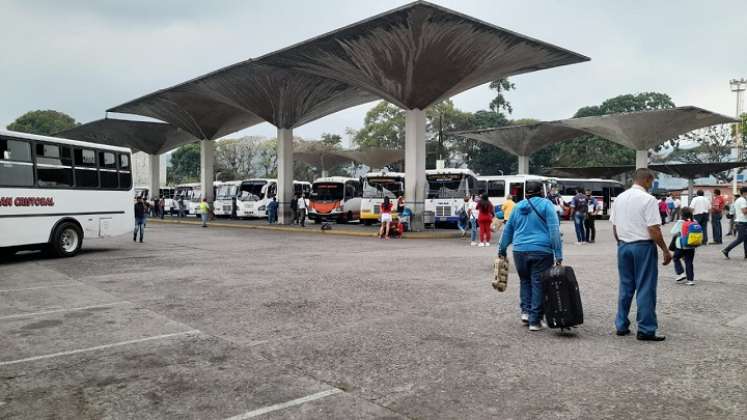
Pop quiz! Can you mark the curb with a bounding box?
[149,218,461,240]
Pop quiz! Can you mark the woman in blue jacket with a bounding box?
[498,181,563,331]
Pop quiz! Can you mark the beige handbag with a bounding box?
[492,255,509,292]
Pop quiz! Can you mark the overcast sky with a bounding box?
[1,0,744,147]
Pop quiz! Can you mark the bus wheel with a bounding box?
[50,222,82,258]
[347,211,354,223]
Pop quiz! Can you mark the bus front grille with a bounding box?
[436,206,451,217]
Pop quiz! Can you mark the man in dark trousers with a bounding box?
[290,192,299,224]
[610,169,672,342]
[134,197,147,243]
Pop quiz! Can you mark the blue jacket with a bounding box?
[498,196,563,261]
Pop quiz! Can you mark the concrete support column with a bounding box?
[147,153,160,202]
[200,140,215,202]
[277,127,294,224]
[635,150,648,169]
[405,109,426,231]
[517,155,530,175]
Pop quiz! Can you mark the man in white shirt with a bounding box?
[672,196,682,222]
[722,187,747,259]
[610,169,672,342]
[297,194,308,227]
[689,190,711,244]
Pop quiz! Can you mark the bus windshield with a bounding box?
[363,177,403,198]
[239,181,266,201]
[312,183,344,201]
[217,185,238,199]
[427,174,467,199]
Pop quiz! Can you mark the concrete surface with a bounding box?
[1,220,746,419]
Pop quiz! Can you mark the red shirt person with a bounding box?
[476,193,494,247]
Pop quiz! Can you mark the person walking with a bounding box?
[672,194,682,222]
[290,193,299,224]
[469,195,479,246]
[159,197,165,220]
[610,169,672,342]
[457,195,470,236]
[133,197,147,243]
[722,186,747,259]
[476,193,494,247]
[584,189,598,243]
[178,196,186,218]
[379,196,394,239]
[297,193,308,228]
[199,198,210,227]
[690,190,710,244]
[670,207,698,286]
[267,197,278,224]
[710,189,725,244]
[665,195,675,222]
[498,181,563,331]
[501,195,516,222]
[547,187,565,220]
[570,189,589,244]
[726,194,737,236]
[658,197,669,226]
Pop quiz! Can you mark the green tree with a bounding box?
[664,125,736,183]
[257,138,278,178]
[167,143,201,184]
[215,136,260,181]
[352,102,406,150]
[489,79,516,114]
[7,110,78,136]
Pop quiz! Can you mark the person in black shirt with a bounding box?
[134,197,147,243]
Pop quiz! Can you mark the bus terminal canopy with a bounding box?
[56,118,197,155]
[451,121,588,157]
[106,0,590,137]
[548,162,747,179]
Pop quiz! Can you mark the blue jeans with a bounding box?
[573,213,586,242]
[470,218,478,242]
[134,217,145,241]
[694,213,708,244]
[711,213,722,244]
[457,214,467,233]
[201,213,208,226]
[616,241,658,335]
[513,251,554,326]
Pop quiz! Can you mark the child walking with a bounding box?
[670,207,699,286]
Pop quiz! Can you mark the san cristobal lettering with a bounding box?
[0,197,55,207]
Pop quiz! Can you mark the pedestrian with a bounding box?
[670,207,699,286]
[501,194,516,222]
[291,192,299,224]
[178,196,186,218]
[498,180,563,331]
[469,194,479,246]
[672,194,682,222]
[396,194,405,214]
[722,186,747,259]
[610,169,672,342]
[710,189,725,244]
[297,193,308,227]
[477,193,494,247]
[379,196,393,239]
[726,194,737,236]
[159,197,165,220]
[658,197,669,226]
[584,189,598,243]
[457,195,470,236]
[665,194,675,222]
[199,198,210,227]
[690,190,710,244]
[267,197,278,224]
[570,188,589,244]
[547,187,565,220]
[133,197,146,243]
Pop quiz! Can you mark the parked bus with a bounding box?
[186,181,225,217]
[360,171,405,225]
[234,179,312,219]
[173,183,198,215]
[478,175,557,207]
[425,168,480,225]
[133,186,176,214]
[213,181,243,217]
[556,178,625,217]
[1,130,134,257]
[308,177,362,223]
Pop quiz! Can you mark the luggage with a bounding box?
[492,256,509,292]
[541,265,583,330]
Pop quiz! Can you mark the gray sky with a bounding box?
[1,0,744,147]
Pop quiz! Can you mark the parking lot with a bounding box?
[1,220,746,419]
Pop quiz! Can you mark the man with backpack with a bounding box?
[570,188,589,244]
[498,181,563,332]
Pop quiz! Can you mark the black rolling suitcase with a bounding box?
[541,265,583,330]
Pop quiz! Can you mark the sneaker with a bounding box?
[576,242,584,246]
[529,323,544,331]
[485,243,490,247]
[478,243,485,247]
[470,241,477,246]
[721,249,730,259]
[675,275,687,283]
[686,281,695,286]
[520,313,529,323]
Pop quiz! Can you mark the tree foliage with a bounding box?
[7,110,78,136]
[664,126,737,183]
[167,143,201,184]
[215,136,261,181]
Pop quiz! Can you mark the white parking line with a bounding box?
[224,388,343,420]
[0,301,130,320]
[0,329,200,367]
[0,283,81,293]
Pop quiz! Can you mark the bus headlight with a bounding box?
[258,205,266,212]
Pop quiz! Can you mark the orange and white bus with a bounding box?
[308,177,362,223]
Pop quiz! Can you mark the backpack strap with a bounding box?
[526,197,548,228]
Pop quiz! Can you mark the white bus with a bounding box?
[1,130,134,257]
[186,181,224,217]
[173,182,199,216]
[133,186,176,214]
[425,168,480,225]
[235,179,312,219]
[213,180,242,217]
[478,175,557,207]
[555,178,625,218]
[308,177,362,223]
[360,171,405,225]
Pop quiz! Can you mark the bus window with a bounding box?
[488,180,505,198]
[345,182,356,199]
[0,137,34,187]
[313,183,344,201]
[36,144,73,187]
[74,148,99,188]
[509,182,524,201]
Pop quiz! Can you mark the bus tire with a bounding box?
[347,211,354,223]
[49,222,83,258]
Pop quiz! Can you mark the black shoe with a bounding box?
[139,239,143,243]
[637,332,666,341]
[616,329,631,336]
[721,249,730,259]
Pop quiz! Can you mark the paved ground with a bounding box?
[1,220,746,419]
